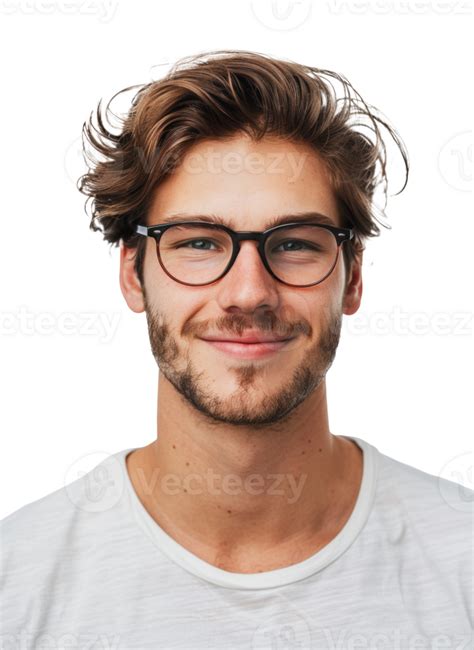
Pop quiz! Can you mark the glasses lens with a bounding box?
[159,224,233,285]
[265,225,337,285]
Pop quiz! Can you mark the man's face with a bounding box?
[124,134,361,429]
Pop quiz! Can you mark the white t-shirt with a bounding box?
[1,435,472,650]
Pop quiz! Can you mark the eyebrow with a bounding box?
[156,211,338,229]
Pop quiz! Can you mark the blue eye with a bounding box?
[273,240,321,252]
[177,239,219,250]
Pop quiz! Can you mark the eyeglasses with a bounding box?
[135,220,354,287]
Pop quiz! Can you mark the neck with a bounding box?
[126,374,363,573]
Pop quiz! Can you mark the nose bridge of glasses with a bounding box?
[235,231,273,261]
[230,232,270,275]
[234,231,262,244]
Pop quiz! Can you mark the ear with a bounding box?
[342,253,363,316]
[119,241,145,314]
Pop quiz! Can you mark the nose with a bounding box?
[214,240,281,313]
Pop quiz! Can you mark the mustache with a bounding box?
[183,313,311,340]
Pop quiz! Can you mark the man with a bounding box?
[1,50,472,649]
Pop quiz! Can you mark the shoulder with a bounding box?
[1,481,77,560]
[0,450,132,632]
[0,449,129,581]
[375,448,473,551]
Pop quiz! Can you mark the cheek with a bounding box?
[324,254,347,306]
[278,278,343,333]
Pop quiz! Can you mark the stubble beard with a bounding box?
[143,290,342,430]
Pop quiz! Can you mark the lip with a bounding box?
[201,332,291,344]
[200,337,294,359]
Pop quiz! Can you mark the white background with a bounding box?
[0,0,472,519]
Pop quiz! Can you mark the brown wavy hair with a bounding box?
[78,49,409,287]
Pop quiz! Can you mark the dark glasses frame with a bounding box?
[135,221,354,287]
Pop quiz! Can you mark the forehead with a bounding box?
[147,134,340,228]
